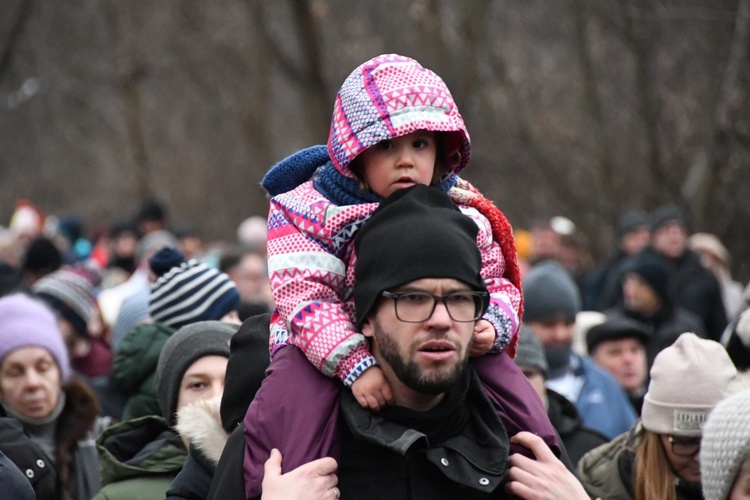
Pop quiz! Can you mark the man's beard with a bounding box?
[372,319,468,395]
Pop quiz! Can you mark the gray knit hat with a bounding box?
[155,320,236,426]
[701,388,750,500]
[522,261,581,323]
[513,324,548,378]
[641,333,736,437]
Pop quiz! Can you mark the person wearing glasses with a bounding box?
[235,185,568,499]
[577,332,737,500]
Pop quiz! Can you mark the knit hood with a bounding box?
[328,53,470,179]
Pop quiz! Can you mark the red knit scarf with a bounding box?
[450,179,523,357]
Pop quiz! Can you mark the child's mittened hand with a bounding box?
[470,319,495,357]
[351,366,393,411]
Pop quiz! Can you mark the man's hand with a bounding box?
[504,432,589,500]
[470,320,495,357]
[261,448,340,499]
[351,366,393,411]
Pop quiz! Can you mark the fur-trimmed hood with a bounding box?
[175,396,228,466]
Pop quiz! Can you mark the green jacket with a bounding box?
[576,426,636,500]
[93,415,187,500]
[110,322,175,421]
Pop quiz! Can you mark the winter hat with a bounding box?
[624,252,670,301]
[328,54,470,179]
[641,333,736,437]
[0,293,70,381]
[586,316,650,355]
[155,320,236,427]
[220,313,272,432]
[689,233,731,267]
[354,185,487,327]
[617,208,649,239]
[513,324,548,378]
[148,247,240,330]
[33,269,97,338]
[650,204,689,233]
[521,261,581,323]
[21,237,61,276]
[701,388,750,500]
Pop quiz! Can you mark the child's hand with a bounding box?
[470,320,495,357]
[351,366,393,411]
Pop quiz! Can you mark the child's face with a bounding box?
[358,130,437,198]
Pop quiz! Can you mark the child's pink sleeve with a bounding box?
[462,208,521,352]
[267,187,377,386]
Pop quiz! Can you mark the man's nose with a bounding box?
[426,301,452,326]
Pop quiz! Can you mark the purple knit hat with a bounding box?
[327,54,470,179]
[0,293,71,382]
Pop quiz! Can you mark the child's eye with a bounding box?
[376,140,392,151]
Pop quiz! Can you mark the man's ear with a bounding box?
[361,317,374,339]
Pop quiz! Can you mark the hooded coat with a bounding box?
[93,415,187,499]
[167,397,229,500]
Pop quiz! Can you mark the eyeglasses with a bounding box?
[668,436,701,457]
[381,290,488,323]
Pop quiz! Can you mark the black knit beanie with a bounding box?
[650,204,689,233]
[220,313,272,432]
[624,252,670,301]
[155,320,236,427]
[353,185,487,327]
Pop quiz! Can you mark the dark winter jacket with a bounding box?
[0,377,106,500]
[93,415,187,499]
[0,416,61,499]
[167,397,229,500]
[110,322,175,421]
[336,368,509,499]
[545,389,608,468]
[206,424,246,500]
[0,449,35,499]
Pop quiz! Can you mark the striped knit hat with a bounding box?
[327,54,470,179]
[149,247,240,330]
[701,387,750,500]
[33,268,96,338]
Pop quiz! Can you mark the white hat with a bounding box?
[641,333,736,437]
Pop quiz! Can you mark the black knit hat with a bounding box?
[155,320,236,427]
[650,204,689,233]
[353,185,487,327]
[624,252,670,301]
[220,313,271,432]
[586,316,651,354]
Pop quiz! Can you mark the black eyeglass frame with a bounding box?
[667,435,701,457]
[380,290,489,323]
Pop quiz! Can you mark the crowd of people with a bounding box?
[0,53,749,499]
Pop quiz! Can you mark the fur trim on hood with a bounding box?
[175,396,228,466]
